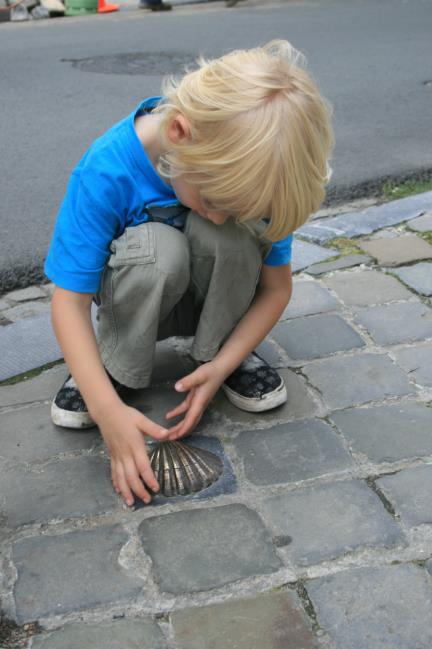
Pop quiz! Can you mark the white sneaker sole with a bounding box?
[222,380,287,413]
[51,400,95,429]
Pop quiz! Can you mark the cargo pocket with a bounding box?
[108,224,156,268]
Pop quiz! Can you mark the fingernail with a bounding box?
[160,428,169,435]
[175,382,184,391]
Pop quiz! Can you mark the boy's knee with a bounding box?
[152,222,191,289]
[186,211,260,260]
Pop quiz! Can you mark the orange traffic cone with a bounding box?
[98,0,118,12]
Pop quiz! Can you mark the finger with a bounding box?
[124,461,152,505]
[166,389,195,419]
[110,465,120,493]
[138,415,170,440]
[165,398,190,419]
[115,464,135,507]
[137,459,160,494]
[175,368,205,393]
[168,406,203,440]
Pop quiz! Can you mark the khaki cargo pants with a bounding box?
[96,211,271,389]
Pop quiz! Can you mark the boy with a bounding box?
[45,40,333,508]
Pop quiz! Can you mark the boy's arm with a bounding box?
[166,264,293,437]
[51,288,169,506]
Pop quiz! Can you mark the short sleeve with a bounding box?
[263,233,294,266]
[44,172,122,293]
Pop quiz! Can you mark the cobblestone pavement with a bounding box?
[1,194,432,648]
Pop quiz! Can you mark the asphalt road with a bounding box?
[1,0,432,291]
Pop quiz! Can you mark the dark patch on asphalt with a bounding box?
[61,51,197,75]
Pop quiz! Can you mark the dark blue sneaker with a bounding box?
[222,352,287,412]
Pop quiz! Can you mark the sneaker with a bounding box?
[222,352,287,412]
[51,374,125,429]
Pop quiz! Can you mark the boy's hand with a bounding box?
[96,403,169,507]
[165,362,226,439]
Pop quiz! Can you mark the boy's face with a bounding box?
[171,175,230,226]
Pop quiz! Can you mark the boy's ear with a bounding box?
[166,114,191,145]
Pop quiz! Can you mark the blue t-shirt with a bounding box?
[45,97,293,293]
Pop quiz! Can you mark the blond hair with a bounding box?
[155,40,334,241]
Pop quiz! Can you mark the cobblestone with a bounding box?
[297,191,432,243]
[291,239,338,272]
[272,313,365,360]
[0,364,66,408]
[392,342,432,386]
[0,454,118,527]
[138,504,281,594]
[306,564,432,649]
[281,280,341,319]
[234,419,353,486]
[0,403,101,463]
[32,618,167,649]
[305,253,372,276]
[408,211,432,232]
[13,525,144,622]
[3,286,47,302]
[323,269,412,305]
[261,480,406,566]
[303,353,414,410]
[3,301,51,322]
[330,402,432,463]
[392,262,432,296]
[358,233,432,266]
[171,591,320,649]
[354,301,432,345]
[376,465,432,527]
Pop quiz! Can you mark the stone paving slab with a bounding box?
[323,269,412,306]
[354,301,432,345]
[0,313,61,381]
[305,253,372,276]
[0,403,101,463]
[272,314,365,360]
[0,454,118,527]
[376,465,432,527]
[210,368,319,426]
[3,301,51,323]
[291,239,338,272]
[4,286,47,302]
[0,364,66,408]
[234,419,353,486]
[358,233,432,266]
[408,211,432,232]
[12,525,143,622]
[392,342,432,387]
[138,504,281,594]
[391,262,432,296]
[171,591,321,649]
[261,480,406,566]
[255,337,287,367]
[32,618,167,649]
[303,353,414,410]
[281,280,341,320]
[330,402,432,463]
[297,191,432,243]
[306,564,432,649]
[135,436,237,509]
